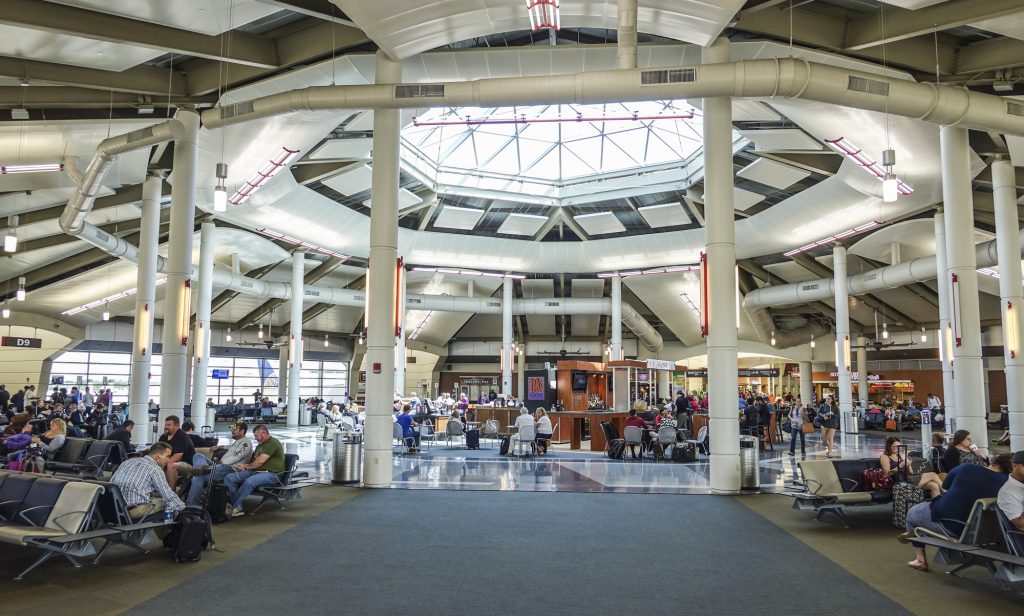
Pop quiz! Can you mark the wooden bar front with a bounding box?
[549,411,628,451]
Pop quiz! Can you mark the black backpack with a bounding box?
[164,506,211,562]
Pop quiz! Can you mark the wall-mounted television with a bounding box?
[636,373,650,383]
[572,371,588,392]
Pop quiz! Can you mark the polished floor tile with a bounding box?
[240,422,928,495]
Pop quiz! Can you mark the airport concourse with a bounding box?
[3,0,1024,613]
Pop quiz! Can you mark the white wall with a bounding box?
[0,325,75,394]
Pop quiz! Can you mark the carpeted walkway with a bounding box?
[125,490,911,616]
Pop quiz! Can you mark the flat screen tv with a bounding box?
[572,371,588,392]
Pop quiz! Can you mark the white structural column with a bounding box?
[501,277,514,395]
[158,108,199,426]
[857,335,869,411]
[363,51,402,488]
[940,127,987,443]
[934,211,956,429]
[128,172,162,444]
[992,158,1024,451]
[834,245,855,434]
[799,361,813,406]
[287,250,305,427]
[703,38,740,493]
[278,345,288,402]
[616,0,638,70]
[191,222,216,428]
[610,276,623,360]
[517,347,526,400]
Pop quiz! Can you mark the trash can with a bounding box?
[332,431,362,484]
[300,406,312,426]
[739,435,759,491]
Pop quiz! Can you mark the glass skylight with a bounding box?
[401,100,705,205]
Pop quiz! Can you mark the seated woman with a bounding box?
[880,436,911,480]
[32,418,67,456]
[942,429,989,472]
[535,408,553,455]
[928,432,947,473]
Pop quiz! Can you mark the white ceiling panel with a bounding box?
[732,187,766,211]
[732,100,782,122]
[972,13,1024,42]
[0,24,164,72]
[321,164,372,195]
[737,128,822,152]
[53,0,281,36]
[574,211,626,235]
[638,203,691,228]
[433,205,484,230]
[736,158,812,190]
[309,138,373,160]
[522,278,555,336]
[569,278,605,334]
[497,213,548,236]
[879,1,950,8]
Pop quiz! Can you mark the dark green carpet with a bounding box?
[124,490,912,616]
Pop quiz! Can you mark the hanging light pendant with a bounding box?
[225,326,232,342]
[881,149,898,203]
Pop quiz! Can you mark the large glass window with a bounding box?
[49,351,348,405]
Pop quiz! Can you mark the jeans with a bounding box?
[403,430,421,448]
[789,426,805,454]
[906,501,949,547]
[186,453,235,506]
[224,470,280,509]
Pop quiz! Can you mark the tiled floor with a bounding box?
[244,422,924,494]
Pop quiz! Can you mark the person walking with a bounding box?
[788,402,807,456]
[819,396,839,458]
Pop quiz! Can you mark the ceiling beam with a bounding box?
[844,0,1024,52]
[255,0,357,25]
[558,211,590,241]
[0,0,278,68]
[732,5,958,75]
[209,260,285,316]
[183,19,369,95]
[0,86,213,109]
[235,255,346,329]
[738,259,853,328]
[681,195,705,226]
[278,273,364,332]
[0,181,171,232]
[0,55,187,97]
[17,214,173,254]
[957,37,1024,74]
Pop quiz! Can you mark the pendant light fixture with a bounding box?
[257,323,264,339]
[810,334,816,348]
[770,331,776,346]
[225,326,232,342]
[2,300,9,319]
[16,276,25,301]
[882,322,889,339]
[213,162,228,212]
[4,214,18,252]
[102,301,110,321]
[920,327,927,343]
[324,333,329,348]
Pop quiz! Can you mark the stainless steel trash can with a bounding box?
[739,435,759,491]
[332,431,362,484]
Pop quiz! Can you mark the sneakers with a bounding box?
[192,466,212,476]
[230,507,246,518]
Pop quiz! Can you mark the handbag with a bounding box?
[860,467,894,492]
[782,419,793,433]
[801,422,815,434]
[812,415,823,429]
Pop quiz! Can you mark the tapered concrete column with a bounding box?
[703,38,740,493]
[287,250,304,427]
[992,158,1024,451]
[934,211,956,429]
[517,346,526,400]
[610,276,623,360]
[278,344,288,402]
[191,222,215,428]
[615,0,638,70]
[183,340,193,407]
[857,336,869,411]
[128,172,162,444]
[799,361,813,406]
[940,126,986,445]
[834,245,855,434]
[501,277,513,395]
[363,51,402,488]
[158,108,199,426]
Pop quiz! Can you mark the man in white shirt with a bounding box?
[511,407,536,454]
[926,393,942,409]
[998,450,1024,533]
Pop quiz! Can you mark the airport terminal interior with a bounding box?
[3,0,1024,613]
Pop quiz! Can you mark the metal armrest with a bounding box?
[292,471,309,480]
[50,510,91,534]
[839,477,861,492]
[17,505,56,527]
[803,478,824,496]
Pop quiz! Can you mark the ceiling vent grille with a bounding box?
[800,283,820,292]
[847,76,889,96]
[395,84,445,98]
[1007,101,1024,118]
[640,68,697,85]
[219,101,254,120]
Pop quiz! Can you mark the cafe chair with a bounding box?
[418,423,436,451]
[513,424,537,457]
[657,425,677,460]
[687,425,709,457]
[445,419,466,449]
[482,419,501,448]
[623,425,647,461]
[393,423,414,455]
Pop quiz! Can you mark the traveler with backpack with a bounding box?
[110,442,185,519]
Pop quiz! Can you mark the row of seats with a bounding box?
[787,459,893,528]
[45,437,124,477]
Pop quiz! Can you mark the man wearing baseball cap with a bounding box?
[999,450,1024,533]
[186,421,254,506]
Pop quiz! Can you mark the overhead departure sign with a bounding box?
[1,336,42,349]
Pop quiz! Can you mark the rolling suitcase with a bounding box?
[607,438,626,460]
[499,435,511,455]
[207,483,231,524]
[465,428,480,449]
[892,482,925,529]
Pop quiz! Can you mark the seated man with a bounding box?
[395,405,420,452]
[624,408,651,459]
[159,415,196,489]
[186,422,254,507]
[104,419,136,465]
[510,407,535,454]
[110,442,185,519]
[903,453,1011,572]
[998,450,1024,534]
[223,424,285,517]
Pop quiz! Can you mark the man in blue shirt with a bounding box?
[903,453,1012,571]
[395,404,420,452]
